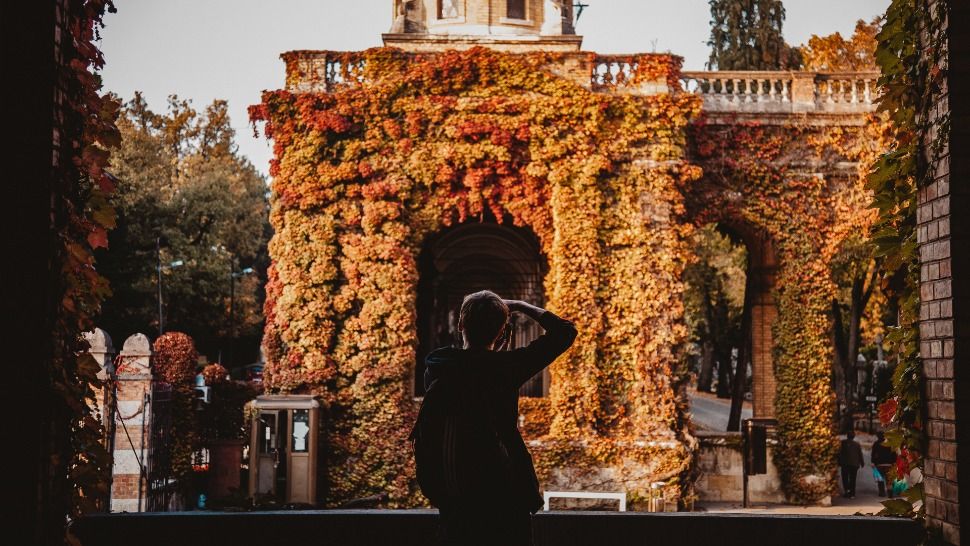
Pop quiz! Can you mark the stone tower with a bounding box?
[384,0,581,52]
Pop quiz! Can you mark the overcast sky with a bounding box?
[99,0,888,178]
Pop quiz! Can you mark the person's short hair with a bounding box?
[459,290,509,348]
[846,431,855,440]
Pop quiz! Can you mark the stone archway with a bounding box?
[414,222,548,396]
[687,222,778,427]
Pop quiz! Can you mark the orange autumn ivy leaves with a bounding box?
[690,114,891,503]
[251,47,700,506]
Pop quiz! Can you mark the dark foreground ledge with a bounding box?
[72,509,922,546]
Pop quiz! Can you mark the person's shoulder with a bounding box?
[425,346,462,363]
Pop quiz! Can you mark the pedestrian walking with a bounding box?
[871,431,897,498]
[410,291,577,546]
[838,430,865,498]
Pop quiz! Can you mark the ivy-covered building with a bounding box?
[251,0,889,508]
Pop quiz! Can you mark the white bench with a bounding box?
[542,491,627,512]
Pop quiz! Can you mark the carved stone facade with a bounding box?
[383,0,582,52]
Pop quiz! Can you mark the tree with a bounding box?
[683,225,747,397]
[830,236,879,431]
[99,93,270,367]
[799,18,880,71]
[799,17,884,431]
[707,0,801,70]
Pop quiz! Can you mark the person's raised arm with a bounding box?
[501,300,577,387]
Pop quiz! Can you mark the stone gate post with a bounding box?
[83,328,115,430]
[110,333,153,513]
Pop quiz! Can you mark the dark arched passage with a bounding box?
[415,222,548,397]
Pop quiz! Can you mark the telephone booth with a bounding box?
[248,395,320,505]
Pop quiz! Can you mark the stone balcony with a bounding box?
[282,51,878,121]
[680,70,879,116]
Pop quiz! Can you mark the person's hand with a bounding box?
[502,299,545,320]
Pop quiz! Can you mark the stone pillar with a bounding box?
[790,72,817,114]
[83,328,115,430]
[110,333,152,513]
[748,234,778,419]
[750,269,778,419]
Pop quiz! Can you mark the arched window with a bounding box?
[506,0,526,20]
[438,0,460,19]
[416,223,549,398]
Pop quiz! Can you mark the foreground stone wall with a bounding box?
[920,2,969,543]
[694,432,785,504]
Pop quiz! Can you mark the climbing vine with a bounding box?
[689,112,891,503]
[251,47,701,507]
[870,0,950,519]
[56,0,120,530]
[152,333,203,501]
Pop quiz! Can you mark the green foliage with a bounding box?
[707,0,801,69]
[200,363,262,442]
[152,333,203,498]
[100,94,270,363]
[870,0,950,521]
[682,224,747,396]
[52,1,119,537]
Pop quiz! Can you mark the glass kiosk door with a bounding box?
[254,410,287,502]
[249,395,320,505]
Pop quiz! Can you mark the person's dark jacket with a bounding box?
[423,311,577,514]
[838,437,865,467]
[871,440,897,466]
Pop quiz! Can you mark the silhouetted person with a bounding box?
[871,431,897,497]
[838,430,864,498]
[411,290,576,546]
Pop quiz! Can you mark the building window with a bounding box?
[438,0,460,19]
[507,0,526,20]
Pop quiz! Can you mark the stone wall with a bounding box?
[694,432,785,504]
[90,332,155,513]
[920,2,969,543]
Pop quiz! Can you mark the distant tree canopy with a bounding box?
[683,224,747,397]
[799,18,880,71]
[707,0,801,70]
[100,93,270,366]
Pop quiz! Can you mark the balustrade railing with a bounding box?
[590,56,641,89]
[680,70,879,114]
[813,73,877,109]
[284,52,878,116]
[283,51,367,93]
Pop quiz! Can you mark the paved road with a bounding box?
[688,390,884,506]
[687,390,752,431]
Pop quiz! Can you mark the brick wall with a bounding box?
[919,2,968,544]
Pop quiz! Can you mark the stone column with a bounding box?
[790,72,817,114]
[748,234,779,419]
[83,328,115,431]
[110,333,152,513]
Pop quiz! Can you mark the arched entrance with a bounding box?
[686,222,778,430]
[415,222,548,397]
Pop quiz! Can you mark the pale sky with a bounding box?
[99,0,888,178]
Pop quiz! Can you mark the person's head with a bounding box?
[876,431,885,442]
[846,431,855,440]
[458,290,510,350]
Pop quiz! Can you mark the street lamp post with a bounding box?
[228,257,254,370]
[156,237,184,336]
